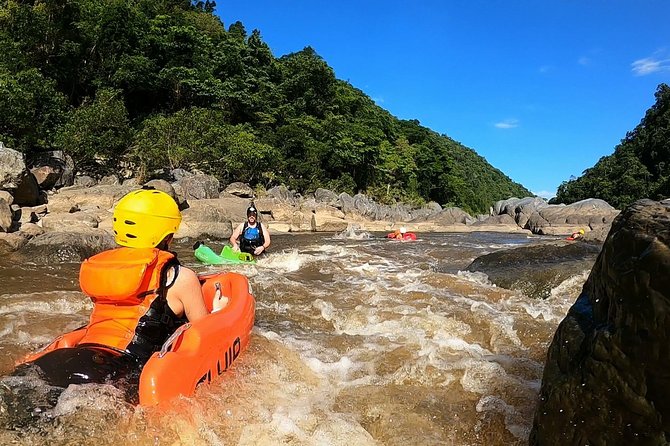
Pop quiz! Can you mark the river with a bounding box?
[0,230,589,445]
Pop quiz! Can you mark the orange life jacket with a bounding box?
[78,247,182,357]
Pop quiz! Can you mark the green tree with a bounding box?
[0,0,536,213]
[55,88,132,174]
[0,69,68,156]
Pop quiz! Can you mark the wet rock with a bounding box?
[530,199,670,445]
[466,242,601,299]
[17,230,116,264]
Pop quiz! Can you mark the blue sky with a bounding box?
[216,1,670,199]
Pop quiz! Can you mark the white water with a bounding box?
[0,231,588,445]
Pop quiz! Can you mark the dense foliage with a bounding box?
[552,84,670,209]
[0,0,531,214]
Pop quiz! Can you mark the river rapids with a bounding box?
[0,231,589,445]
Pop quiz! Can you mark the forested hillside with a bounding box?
[0,0,531,214]
[553,83,670,209]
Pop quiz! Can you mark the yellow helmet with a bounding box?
[113,189,181,248]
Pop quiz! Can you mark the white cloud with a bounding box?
[578,56,591,66]
[631,57,670,76]
[533,190,555,199]
[372,96,385,104]
[538,65,552,74]
[494,119,519,129]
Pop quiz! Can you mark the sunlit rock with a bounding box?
[530,199,670,444]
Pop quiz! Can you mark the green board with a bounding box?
[193,242,256,265]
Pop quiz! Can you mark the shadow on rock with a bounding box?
[466,241,602,299]
[13,231,116,265]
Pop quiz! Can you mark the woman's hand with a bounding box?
[211,282,229,312]
[254,245,265,255]
[212,294,229,312]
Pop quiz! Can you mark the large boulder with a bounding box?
[492,197,619,236]
[314,188,339,206]
[224,182,255,198]
[267,185,297,204]
[530,199,670,444]
[466,241,601,299]
[421,207,473,225]
[16,230,116,264]
[311,206,347,232]
[176,198,238,239]
[40,211,99,231]
[143,179,177,202]
[174,174,220,201]
[0,143,26,189]
[527,198,619,236]
[52,184,136,212]
[29,151,75,189]
[12,172,41,206]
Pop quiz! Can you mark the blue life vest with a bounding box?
[240,222,265,254]
[243,225,261,241]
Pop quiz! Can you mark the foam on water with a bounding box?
[509,271,589,322]
[476,395,530,440]
[550,270,590,299]
[0,292,90,315]
[456,270,495,287]
[256,249,303,272]
[304,356,355,381]
[0,232,578,444]
[332,225,373,240]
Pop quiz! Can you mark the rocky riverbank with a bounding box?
[1,144,620,262]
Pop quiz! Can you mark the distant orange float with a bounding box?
[386,232,417,241]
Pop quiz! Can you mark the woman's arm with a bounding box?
[166,267,209,322]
